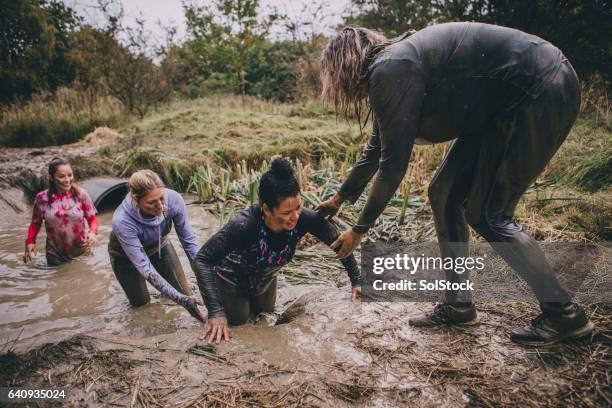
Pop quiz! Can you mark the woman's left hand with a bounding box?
[351,286,362,300]
[86,232,98,247]
[331,229,364,259]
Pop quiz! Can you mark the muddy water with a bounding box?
[0,194,219,352]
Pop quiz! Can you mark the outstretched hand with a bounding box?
[351,286,362,300]
[203,316,230,344]
[315,193,343,220]
[330,228,364,259]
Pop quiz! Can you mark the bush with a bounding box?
[0,88,124,147]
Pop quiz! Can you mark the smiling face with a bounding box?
[263,194,302,232]
[138,187,165,217]
[51,164,74,194]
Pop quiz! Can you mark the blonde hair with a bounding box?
[128,170,165,202]
[320,27,387,122]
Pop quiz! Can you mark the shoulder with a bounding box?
[164,189,186,214]
[34,190,49,205]
[76,187,92,201]
[229,204,260,233]
[165,188,183,204]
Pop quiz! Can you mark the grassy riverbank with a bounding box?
[102,94,610,241]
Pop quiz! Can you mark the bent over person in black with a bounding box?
[317,22,594,345]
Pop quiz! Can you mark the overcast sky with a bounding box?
[65,0,353,42]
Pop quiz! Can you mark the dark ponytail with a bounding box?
[47,157,79,201]
[259,157,300,210]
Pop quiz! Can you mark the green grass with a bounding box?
[105,93,610,241]
[115,95,364,168]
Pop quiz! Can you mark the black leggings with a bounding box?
[110,243,192,307]
[428,61,581,309]
[215,275,277,326]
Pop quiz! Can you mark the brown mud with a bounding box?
[1,242,610,406]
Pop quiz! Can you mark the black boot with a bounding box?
[409,303,478,327]
[511,303,594,346]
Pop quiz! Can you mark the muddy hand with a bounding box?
[185,297,206,322]
[86,232,98,247]
[351,286,362,300]
[203,316,230,344]
[315,193,343,220]
[23,244,36,263]
[331,229,363,259]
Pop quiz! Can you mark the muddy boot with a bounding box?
[409,303,478,327]
[510,303,594,346]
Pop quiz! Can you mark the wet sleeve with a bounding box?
[79,190,99,234]
[352,60,426,234]
[299,209,363,286]
[112,220,191,307]
[338,121,381,203]
[26,196,44,244]
[169,191,200,261]
[193,217,249,318]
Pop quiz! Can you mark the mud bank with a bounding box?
[0,127,119,197]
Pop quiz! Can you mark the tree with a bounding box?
[0,0,81,104]
[96,3,177,117]
[346,0,611,82]
[179,0,280,103]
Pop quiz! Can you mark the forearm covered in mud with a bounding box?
[300,208,362,286]
[193,227,239,318]
[338,121,381,203]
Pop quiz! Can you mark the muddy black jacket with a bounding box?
[338,22,566,233]
[193,204,362,317]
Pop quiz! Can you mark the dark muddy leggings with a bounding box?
[215,275,277,326]
[110,243,192,307]
[429,61,581,308]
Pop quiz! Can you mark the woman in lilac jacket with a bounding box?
[108,170,204,321]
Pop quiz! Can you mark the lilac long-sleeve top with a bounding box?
[109,188,199,306]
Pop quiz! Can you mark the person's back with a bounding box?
[368,22,567,140]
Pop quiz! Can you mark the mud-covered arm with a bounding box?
[299,208,362,286]
[338,120,381,203]
[193,217,250,318]
[352,60,426,234]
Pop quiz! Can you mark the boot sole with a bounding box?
[511,321,595,347]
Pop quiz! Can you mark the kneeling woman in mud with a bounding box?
[24,157,99,266]
[194,158,362,343]
[108,170,205,321]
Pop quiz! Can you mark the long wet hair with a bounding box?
[320,27,387,123]
[259,157,300,211]
[47,157,79,202]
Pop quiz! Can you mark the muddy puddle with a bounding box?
[1,190,610,406]
[0,194,217,352]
